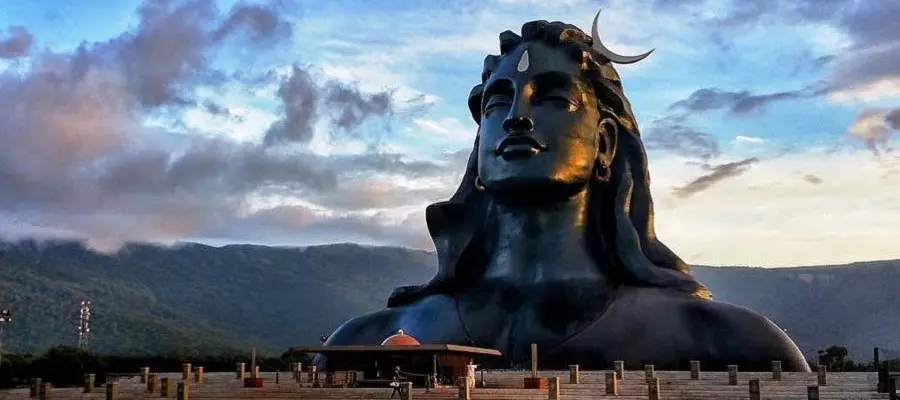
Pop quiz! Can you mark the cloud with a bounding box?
[672,158,760,199]
[3,0,899,267]
[649,148,900,266]
[211,0,294,43]
[0,26,33,59]
[848,108,899,155]
[649,0,900,101]
[262,65,320,145]
[669,87,814,115]
[0,0,449,252]
[206,205,433,251]
[105,0,295,108]
[733,135,766,144]
[643,115,720,161]
[802,174,822,184]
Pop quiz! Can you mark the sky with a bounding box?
[0,0,897,267]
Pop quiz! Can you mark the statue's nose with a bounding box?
[503,116,534,134]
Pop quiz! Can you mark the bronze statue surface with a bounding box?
[317,14,809,372]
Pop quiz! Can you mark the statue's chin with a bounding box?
[485,176,588,205]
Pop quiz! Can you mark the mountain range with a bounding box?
[0,239,897,361]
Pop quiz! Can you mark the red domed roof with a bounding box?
[381,329,421,346]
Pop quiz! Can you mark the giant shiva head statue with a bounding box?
[388,11,711,307]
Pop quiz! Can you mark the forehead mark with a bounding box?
[516,48,530,72]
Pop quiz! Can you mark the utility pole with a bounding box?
[0,308,11,364]
[77,300,91,350]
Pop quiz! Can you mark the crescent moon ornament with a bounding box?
[591,9,654,64]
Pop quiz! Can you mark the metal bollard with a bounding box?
[644,364,655,383]
[458,377,471,400]
[182,363,191,381]
[177,382,189,400]
[30,378,41,398]
[147,374,158,393]
[105,382,120,400]
[648,377,660,400]
[605,371,618,395]
[161,377,174,398]
[548,376,560,400]
[38,383,51,400]
[807,385,820,400]
[569,364,580,384]
[749,378,761,400]
[84,373,95,393]
[728,365,739,385]
[402,381,413,400]
[614,361,624,380]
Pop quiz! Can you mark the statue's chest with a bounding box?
[455,279,614,364]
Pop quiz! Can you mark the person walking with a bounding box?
[390,366,404,398]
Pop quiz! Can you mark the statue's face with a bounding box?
[477,42,605,200]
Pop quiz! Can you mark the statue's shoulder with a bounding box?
[325,293,461,346]
[678,295,810,371]
[594,287,810,371]
[325,307,400,346]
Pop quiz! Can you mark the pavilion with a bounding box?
[291,330,502,386]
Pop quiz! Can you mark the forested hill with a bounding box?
[1,239,897,360]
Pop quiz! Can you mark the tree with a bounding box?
[817,345,849,372]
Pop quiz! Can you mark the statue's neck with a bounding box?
[482,189,606,285]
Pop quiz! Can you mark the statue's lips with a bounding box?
[495,136,548,160]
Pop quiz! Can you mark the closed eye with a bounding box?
[484,95,512,113]
[537,95,578,110]
[538,96,574,104]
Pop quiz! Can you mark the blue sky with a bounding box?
[0,0,897,266]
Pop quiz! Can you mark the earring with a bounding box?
[474,176,486,191]
[595,160,611,183]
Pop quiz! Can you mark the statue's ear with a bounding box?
[598,117,619,166]
[468,84,484,124]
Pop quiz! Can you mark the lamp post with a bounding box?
[0,308,11,364]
